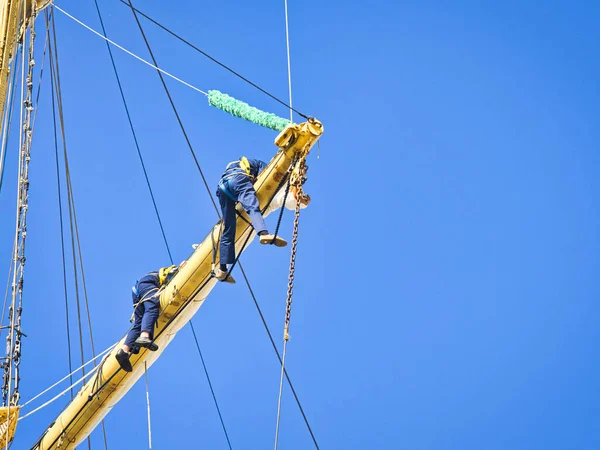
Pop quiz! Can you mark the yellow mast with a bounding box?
[0,0,49,131]
[0,0,22,127]
[32,118,323,449]
[0,2,50,447]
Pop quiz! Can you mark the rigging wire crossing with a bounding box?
[120,0,321,446]
[283,0,294,122]
[47,8,110,447]
[115,0,309,120]
[4,0,36,410]
[20,344,115,410]
[4,3,322,449]
[18,347,115,422]
[53,5,208,96]
[274,1,297,447]
[46,7,75,401]
[88,1,233,447]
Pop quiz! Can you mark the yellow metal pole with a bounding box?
[0,0,51,143]
[32,118,323,449]
[0,0,21,130]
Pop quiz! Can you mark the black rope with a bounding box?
[118,0,309,120]
[50,18,90,450]
[92,1,232,446]
[48,15,74,400]
[189,321,233,450]
[125,0,220,217]
[236,264,320,450]
[271,173,293,243]
[124,3,319,447]
[91,0,173,263]
[49,9,109,448]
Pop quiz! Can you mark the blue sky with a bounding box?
[0,0,599,448]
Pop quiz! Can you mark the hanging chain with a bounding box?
[2,3,36,407]
[283,177,303,341]
[274,156,307,450]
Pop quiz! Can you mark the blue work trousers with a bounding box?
[217,174,267,264]
[124,289,160,348]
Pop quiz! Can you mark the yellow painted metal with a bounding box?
[0,405,20,447]
[0,0,51,136]
[31,118,323,449]
[0,0,22,129]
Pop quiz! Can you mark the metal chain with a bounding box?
[274,157,306,450]
[3,3,36,407]
[283,185,302,341]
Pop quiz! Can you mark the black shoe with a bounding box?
[115,349,132,372]
[135,336,159,351]
[131,345,141,355]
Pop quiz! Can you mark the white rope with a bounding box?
[273,4,295,447]
[283,0,293,121]
[145,362,153,450]
[20,343,116,408]
[273,339,289,450]
[53,5,208,96]
[18,361,103,421]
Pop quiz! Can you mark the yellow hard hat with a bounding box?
[159,265,178,285]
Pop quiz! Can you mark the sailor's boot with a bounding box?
[259,234,287,247]
[135,336,159,351]
[116,349,133,372]
[213,266,236,284]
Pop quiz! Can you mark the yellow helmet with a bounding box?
[159,265,178,285]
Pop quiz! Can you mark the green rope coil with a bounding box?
[208,90,293,132]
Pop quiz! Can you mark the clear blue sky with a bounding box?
[0,0,598,448]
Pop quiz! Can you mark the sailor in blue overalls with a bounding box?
[115,266,178,372]
[215,157,287,284]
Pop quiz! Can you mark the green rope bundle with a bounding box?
[208,90,292,132]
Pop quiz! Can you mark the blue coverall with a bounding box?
[125,272,161,349]
[217,158,268,265]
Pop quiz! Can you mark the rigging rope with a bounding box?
[283,0,294,122]
[116,0,309,120]
[20,344,115,409]
[53,6,207,96]
[189,321,233,450]
[144,362,152,450]
[47,9,74,400]
[89,0,233,446]
[30,22,49,136]
[0,44,20,196]
[274,158,305,450]
[90,0,172,263]
[52,1,322,447]
[18,355,106,422]
[48,8,110,446]
[125,0,220,216]
[0,243,15,340]
[0,44,20,332]
[3,1,36,408]
[122,0,320,444]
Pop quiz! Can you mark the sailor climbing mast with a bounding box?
[31,118,323,449]
[0,3,322,447]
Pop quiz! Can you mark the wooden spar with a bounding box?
[31,118,323,449]
[0,0,50,134]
